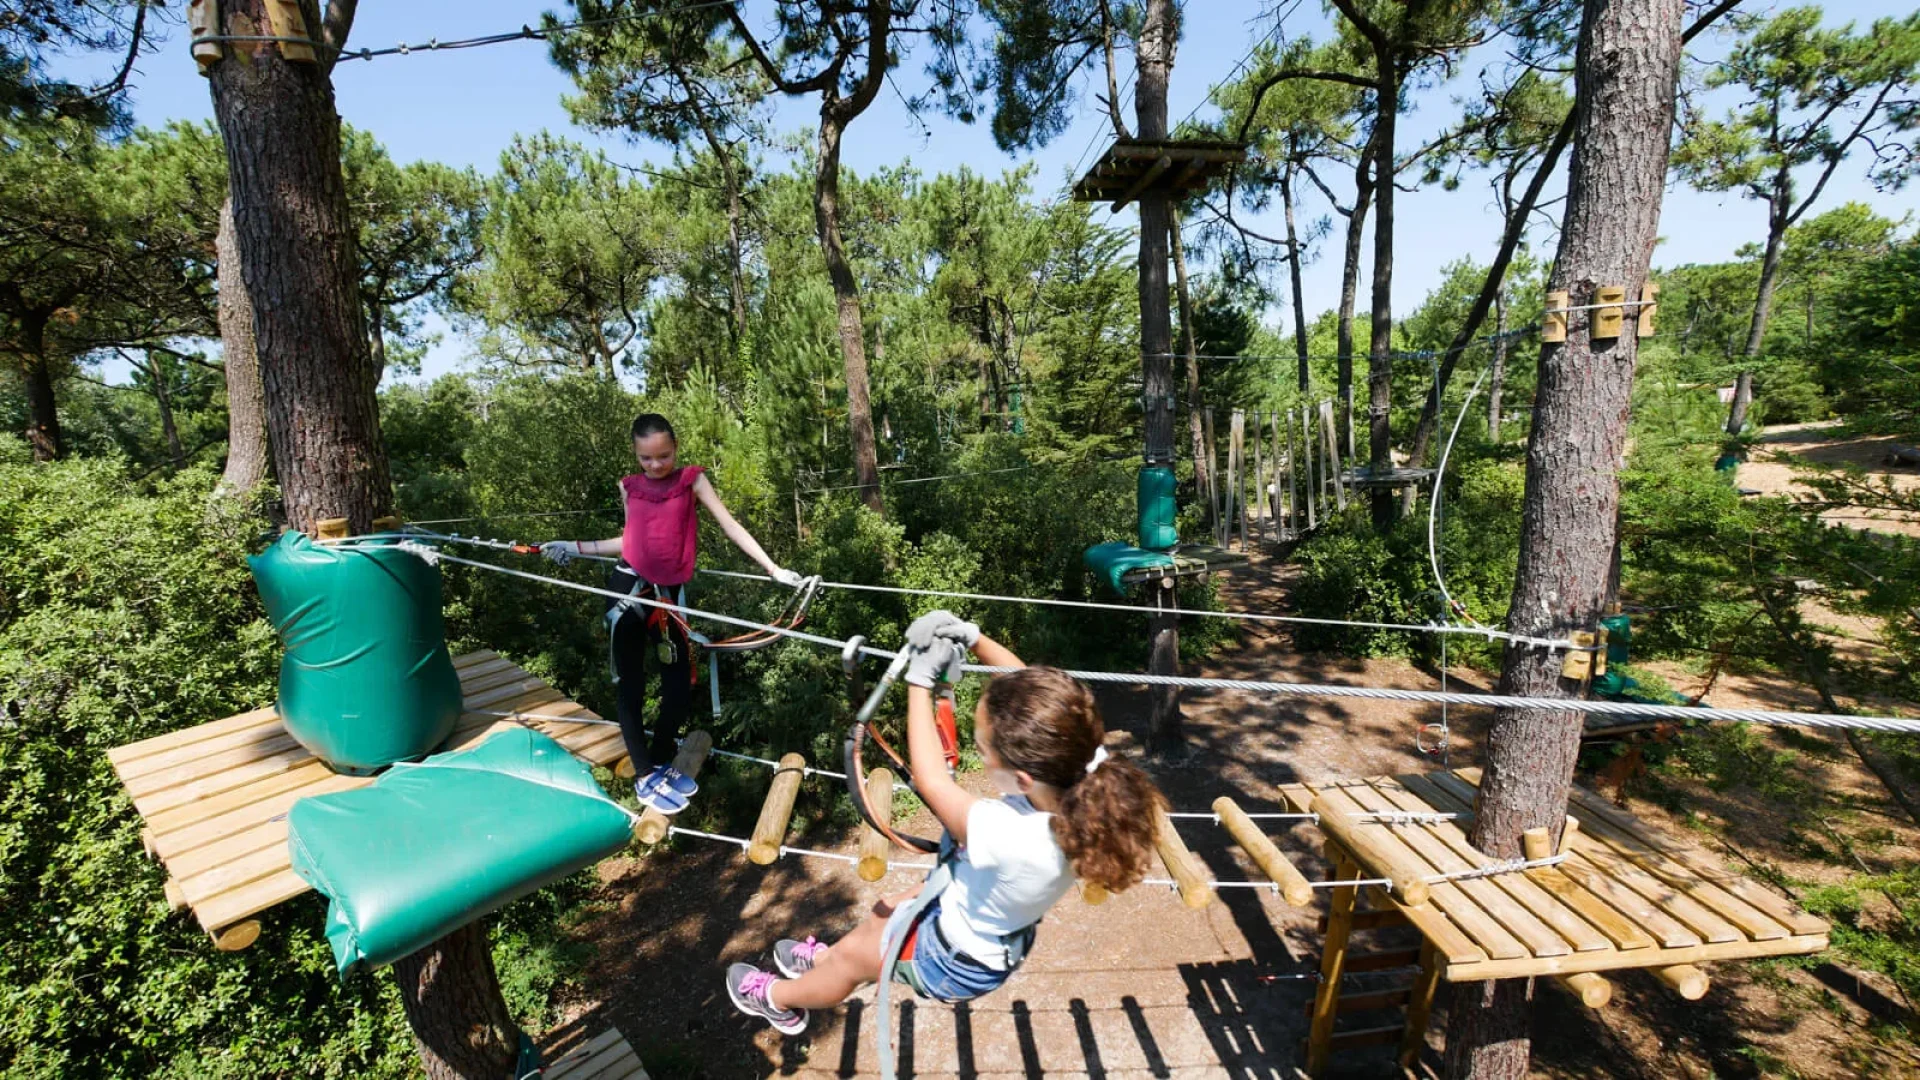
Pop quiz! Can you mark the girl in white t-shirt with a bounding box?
[726,611,1165,1033]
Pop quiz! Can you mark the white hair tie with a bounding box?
[1084,746,1109,775]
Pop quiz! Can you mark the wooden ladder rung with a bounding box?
[1318,908,1409,933]
[1342,947,1422,973]
[1303,1023,1403,1053]
[1300,986,1412,1017]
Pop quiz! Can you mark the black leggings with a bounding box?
[605,566,694,775]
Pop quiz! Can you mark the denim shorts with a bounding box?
[891,901,1023,1003]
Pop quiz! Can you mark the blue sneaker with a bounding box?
[657,765,698,797]
[634,771,688,815]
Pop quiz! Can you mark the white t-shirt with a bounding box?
[935,798,1075,970]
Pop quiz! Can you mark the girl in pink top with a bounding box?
[542,414,803,814]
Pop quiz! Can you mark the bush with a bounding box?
[0,457,588,1078]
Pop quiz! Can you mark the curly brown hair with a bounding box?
[981,667,1165,893]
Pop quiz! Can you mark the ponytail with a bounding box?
[1052,753,1164,893]
[980,667,1166,893]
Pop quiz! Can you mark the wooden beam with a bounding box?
[1310,795,1431,907]
[856,768,894,882]
[1398,941,1443,1066]
[1112,155,1174,211]
[1655,964,1709,1000]
[1307,852,1363,1078]
[636,732,711,845]
[1153,811,1213,909]
[1215,797,1313,906]
[1556,971,1614,1008]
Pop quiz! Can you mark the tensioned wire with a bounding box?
[390,541,1920,734]
[373,528,1582,650]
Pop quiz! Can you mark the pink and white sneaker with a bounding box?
[773,936,828,978]
[726,963,808,1035]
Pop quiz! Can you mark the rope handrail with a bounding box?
[391,542,1920,734]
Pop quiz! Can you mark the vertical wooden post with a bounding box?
[1148,577,1182,754]
[1398,940,1442,1067]
[1303,403,1318,532]
[1252,410,1267,544]
[1230,410,1247,550]
[1306,849,1361,1077]
[1278,412,1295,537]
[748,753,807,865]
[1203,407,1220,546]
[1322,400,1347,511]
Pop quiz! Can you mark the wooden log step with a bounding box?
[1299,986,1412,1016]
[1343,947,1422,973]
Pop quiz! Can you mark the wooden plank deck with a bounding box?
[544,1026,649,1080]
[1278,769,1828,983]
[1117,543,1251,584]
[108,650,628,943]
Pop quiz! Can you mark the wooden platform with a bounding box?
[1071,138,1247,209]
[544,1026,649,1080]
[108,650,627,947]
[1117,543,1251,585]
[1278,769,1828,983]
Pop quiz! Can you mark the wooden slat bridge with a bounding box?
[109,650,630,950]
[1269,769,1829,1075]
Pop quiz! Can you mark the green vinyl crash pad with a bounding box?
[287,727,635,978]
[1084,541,1176,595]
[250,531,462,774]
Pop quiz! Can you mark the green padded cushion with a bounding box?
[1136,465,1179,551]
[1084,541,1175,596]
[249,532,462,774]
[287,727,635,978]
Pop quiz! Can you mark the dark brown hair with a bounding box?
[981,666,1165,892]
[631,413,676,443]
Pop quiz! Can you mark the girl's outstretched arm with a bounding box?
[906,684,976,844]
[691,473,795,580]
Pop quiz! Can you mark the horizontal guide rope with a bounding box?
[392,544,1920,733]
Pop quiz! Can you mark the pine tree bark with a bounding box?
[1445,0,1684,1075]
[1336,136,1374,460]
[216,197,270,496]
[150,355,185,467]
[814,113,883,514]
[19,315,62,461]
[1487,291,1508,442]
[1171,217,1210,513]
[1725,368,1753,436]
[392,920,520,1080]
[1282,165,1311,394]
[206,0,390,535]
[1137,0,1182,753]
[1362,55,1399,531]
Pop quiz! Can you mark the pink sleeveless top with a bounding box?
[620,466,704,586]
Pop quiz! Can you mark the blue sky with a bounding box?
[68,1,1920,383]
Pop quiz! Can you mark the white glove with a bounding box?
[771,566,805,588]
[904,635,966,689]
[905,610,969,651]
[540,540,580,567]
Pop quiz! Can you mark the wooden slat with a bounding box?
[117,719,306,782]
[146,759,338,834]
[1562,787,1822,937]
[545,1030,627,1080]
[133,744,318,817]
[1442,930,1829,982]
[1390,775,1613,954]
[177,831,303,903]
[1337,779,1569,958]
[1361,885,1488,968]
[1571,832,1784,942]
[1420,772,1663,951]
[195,868,311,931]
[1318,786,1529,962]
[1560,842,1741,945]
[122,731,307,799]
[1459,768,1826,937]
[154,771,365,862]
[108,706,279,768]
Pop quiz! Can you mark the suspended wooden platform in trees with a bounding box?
[1071,138,1248,209]
[108,650,627,951]
[1277,769,1829,1075]
[1117,543,1251,585]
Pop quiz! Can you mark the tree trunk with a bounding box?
[1137,0,1181,752]
[812,110,883,514]
[1725,368,1753,436]
[1742,184,1789,359]
[150,355,186,467]
[1365,59,1399,531]
[207,2,391,535]
[216,196,270,496]
[19,316,62,461]
[1445,0,1683,1075]
[1487,291,1508,442]
[367,304,389,381]
[1282,165,1311,394]
[392,921,521,1080]
[1171,217,1210,518]
[1337,138,1374,460]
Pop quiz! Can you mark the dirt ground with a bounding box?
[1737,420,1920,538]
[539,424,1920,1078]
